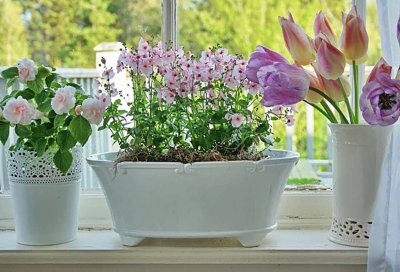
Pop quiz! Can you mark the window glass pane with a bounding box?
[0,0,162,192]
[178,0,380,187]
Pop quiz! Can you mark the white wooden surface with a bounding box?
[0,229,367,272]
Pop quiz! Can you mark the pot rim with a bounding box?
[86,149,300,168]
[327,123,393,128]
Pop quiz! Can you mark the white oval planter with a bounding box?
[328,124,393,247]
[87,150,299,247]
[7,148,82,245]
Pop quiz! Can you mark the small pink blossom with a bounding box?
[139,59,153,76]
[207,89,216,99]
[286,115,295,126]
[51,86,76,115]
[96,93,111,111]
[138,38,151,55]
[81,98,103,124]
[165,90,176,104]
[16,58,37,83]
[102,68,115,81]
[3,96,35,125]
[92,79,102,91]
[231,113,244,128]
[246,116,253,124]
[225,113,232,120]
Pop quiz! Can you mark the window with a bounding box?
[0,0,379,229]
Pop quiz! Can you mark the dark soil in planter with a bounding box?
[116,146,264,164]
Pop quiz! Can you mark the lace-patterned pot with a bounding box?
[7,147,82,245]
[328,124,393,247]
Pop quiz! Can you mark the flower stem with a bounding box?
[337,78,355,124]
[352,60,359,124]
[309,87,349,124]
[320,100,338,123]
[304,100,335,123]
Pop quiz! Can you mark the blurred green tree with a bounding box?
[19,0,120,67]
[0,0,28,66]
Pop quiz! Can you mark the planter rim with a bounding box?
[87,149,299,169]
[328,123,393,128]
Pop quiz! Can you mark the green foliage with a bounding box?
[0,62,98,173]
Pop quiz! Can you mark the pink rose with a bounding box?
[51,86,76,115]
[16,58,37,83]
[3,96,35,125]
[81,98,103,124]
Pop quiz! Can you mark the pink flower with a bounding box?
[207,89,216,99]
[164,90,176,104]
[257,62,310,107]
[3,96,35,125]
[225,113,232,120]
[366,57,393,83]
[96,93,111,111]
[279,13,315,65]
[314,11,337,45]
[16,58,37,83]
[81,98,103,124]
[316,39,345,80]
[51,86,76,115]
[138,38,151,55]
[246,46,288,84]
[102,68,115,81]
[231,113,244,128]
[139,59,153,76]
[360,74,400,126]
[92,79,102,91]
[286,115,295,126]
[75,105,82,116]
[340,6,368,61]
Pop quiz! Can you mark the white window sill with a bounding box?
[0,229,367,272]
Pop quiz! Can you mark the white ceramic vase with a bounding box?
[7,148,82,245]
[328,124,393,247]
[87,149,299,247]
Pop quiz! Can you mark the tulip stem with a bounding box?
[320,100,338,123]
[309,87,349,124]
[337,78,355,124]
[304,100,336,123]
[352,60,359,124]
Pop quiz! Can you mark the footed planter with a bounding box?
[87,150,299,247]
[7,148,82,245]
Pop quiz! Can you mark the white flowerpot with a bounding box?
[328,124,393,247]
[87,150,299,247]
[7,148,82,245]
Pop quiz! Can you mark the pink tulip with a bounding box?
[314,11,337,45]
[314,66,351,102]
[316,40,345,80]
[303,68,323,103]
[340,6,368,61]
[246,45,288,83]
[366,57,393,83]
[279,13,315,65]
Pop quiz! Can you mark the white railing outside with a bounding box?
[0,68,113,192]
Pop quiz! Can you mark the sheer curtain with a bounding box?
[368,0,400,271]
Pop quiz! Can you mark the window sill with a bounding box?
[0,229,366,271]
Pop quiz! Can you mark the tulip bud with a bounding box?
[314,11,337,45]
[312,63,350,102]
[279,13,315,65]
[303,68,324,103]
[340,6,368,61]
[316,40,345,80]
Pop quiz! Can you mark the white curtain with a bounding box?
[368,0,400,271]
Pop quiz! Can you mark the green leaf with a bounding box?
[1,67,18,79]
[56,130,77,150]
[15,125,31,138]
[0,122,10,145]
[54,114,66,127]
[69,116,92,146]
[15,89,35,100]
[37,98,52,112]
[6,77,18,88]
[45,73,57,87]
[27,78,44,93]
[35,138,47,156]
[51,81,62,89]
[53,149,73,174]
[255,123,269,134]
[37,66,51,79]
[66,82,83,92]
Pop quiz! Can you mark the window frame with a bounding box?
[0,0,369,231]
